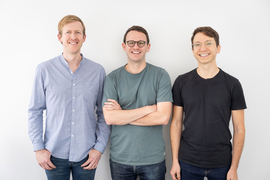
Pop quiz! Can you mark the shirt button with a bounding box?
[71,72,73,74]
[71,135,74,137]
[72,110,75,112]
[73,84,75,86]
[73,97,75,99]
[72,122,74,125]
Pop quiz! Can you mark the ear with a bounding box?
[83,34,86,43]
[122,42,126,51]
[57,34,62,43]
[146,43,151,52]
[217,45,221,54]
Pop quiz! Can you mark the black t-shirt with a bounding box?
[172,68,246,168]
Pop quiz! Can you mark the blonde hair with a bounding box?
[58,15,85,36]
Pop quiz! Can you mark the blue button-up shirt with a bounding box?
[28,54,111,162]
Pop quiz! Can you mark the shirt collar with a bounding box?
[59,53,85,67]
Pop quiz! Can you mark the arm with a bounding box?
[170,105,183,180]
[227,110,245,180]
[103,99,157,125]
[129,101,172,126]
[93,70,111,153]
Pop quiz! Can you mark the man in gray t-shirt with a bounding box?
[102,26,172,180]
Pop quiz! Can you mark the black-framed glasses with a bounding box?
[126,40,147,48]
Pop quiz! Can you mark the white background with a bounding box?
[1,0,269,179]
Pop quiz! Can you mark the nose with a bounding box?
[200,43,207,51]
[70,32,77,39]
[133,42,140,48]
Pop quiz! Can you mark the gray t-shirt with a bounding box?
[102,63,172,166]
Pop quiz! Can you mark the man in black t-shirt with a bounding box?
[170,27,246,180]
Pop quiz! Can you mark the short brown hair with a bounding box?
[58,15,86,37]
[191,27,219,48]
[123,26,150,44]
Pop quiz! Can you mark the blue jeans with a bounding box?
[180,161,230,180]
[45,155,96,180]
[109,159,166,180]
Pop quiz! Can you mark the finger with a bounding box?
[48,161,56,169]
[81,159,91,167]
[107,99,117,103]
[43,163,53,170]
[177,172,181,180]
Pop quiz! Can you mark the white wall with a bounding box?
[1,0,269,179]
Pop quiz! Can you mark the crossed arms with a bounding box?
[103,99,172,126]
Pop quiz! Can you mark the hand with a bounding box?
[35,149,56,170]
[104,99,122,110]
[170,161,181,180]
[227,168,238,180]
[81,149,102,170]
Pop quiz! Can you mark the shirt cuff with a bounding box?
[93,143,106,154]
[33,143,45,152]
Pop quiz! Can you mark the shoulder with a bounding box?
[36,56,60,71]
[174,69,196,83]
[107,66,125,78]
[83,57,105,72]
[219,69,241,85]
[146,63,170,78]
[147,63,166,72]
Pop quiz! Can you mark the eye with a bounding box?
[194,43,201,47]
[206,42,212,46]
[127,41,135,46]
[138,41,145,47]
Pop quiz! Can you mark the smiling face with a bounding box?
[57,21,86,56]
[122,30,150,63]
[192,32,221,66]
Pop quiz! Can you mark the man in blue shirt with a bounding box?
[28,15,110,180]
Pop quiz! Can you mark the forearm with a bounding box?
[230,129,245,170]
[129,102,172,126]
[103,105,155,125]
[170,120,182,163]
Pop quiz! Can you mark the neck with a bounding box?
[62,52,82,73]
[125,60,147,74]
[197,63,219,79]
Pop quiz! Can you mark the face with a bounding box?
[57,21,86,56]
[122,31,150,63]
[192,32,221,65]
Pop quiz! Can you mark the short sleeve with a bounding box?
[156,70,173,103]
[102,74,119,106]
[172,75,183,106]
[231,80,247,110]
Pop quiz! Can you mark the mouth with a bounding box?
[199,53,210,57]
[69,42,78,45]
[131,51,140,54]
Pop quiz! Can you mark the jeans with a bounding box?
[180,161,230,180]
[109,159,166,180]
[45,155,96,180]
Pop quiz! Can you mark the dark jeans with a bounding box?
[180,161,230,180]
[45,155,96,180]
[109,159,166,180]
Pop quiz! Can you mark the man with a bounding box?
[170,26,246,180]
[102,26,172,180]
[28,15,110,180]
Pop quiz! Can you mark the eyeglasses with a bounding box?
[126,40,147,48]
[193,41,213,49]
